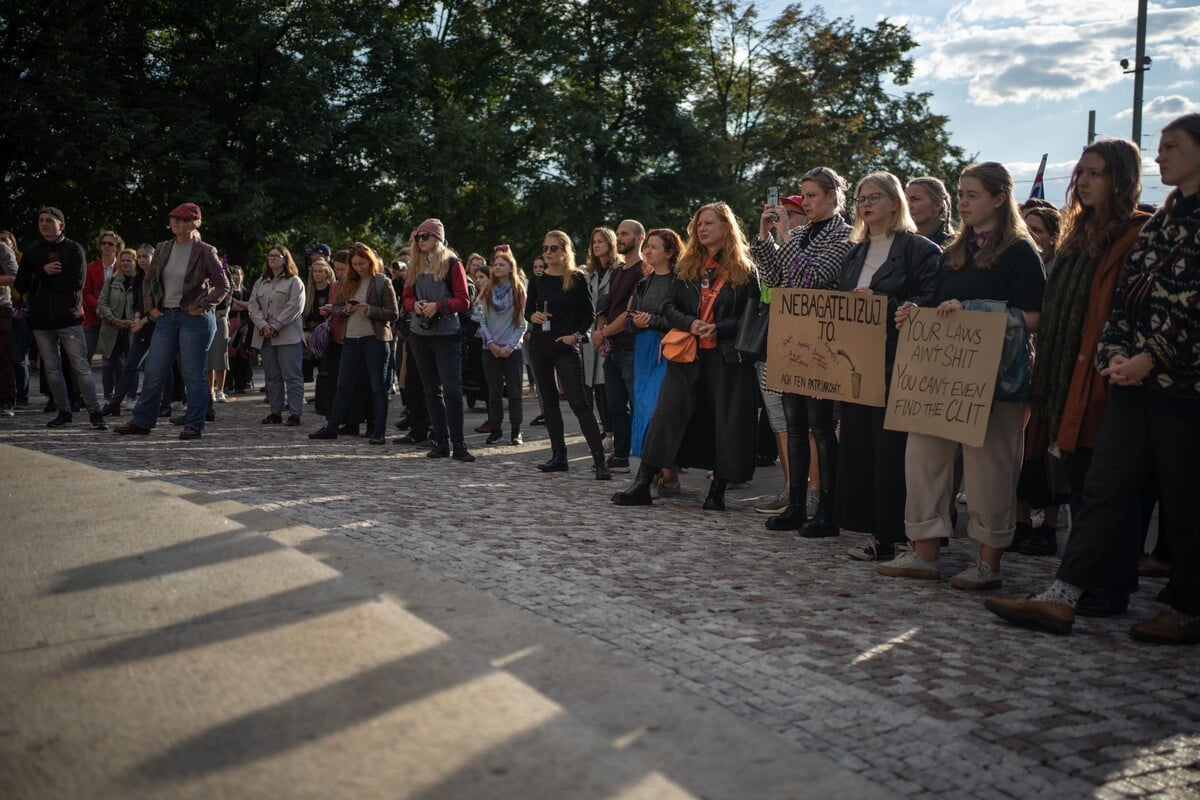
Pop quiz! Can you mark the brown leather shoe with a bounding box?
[984,596,1075,636]
[1129,611,1200,645]
[1137,553,1171,578]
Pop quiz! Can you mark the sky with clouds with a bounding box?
[762,0,1200,206]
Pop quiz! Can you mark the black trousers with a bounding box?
[1057,387,1199,615]
[781,395,836,491]
[836,402,906,545]
[526,336,603,458]
[482,348,524,435]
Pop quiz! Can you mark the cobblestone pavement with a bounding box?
[3,380,1198,799]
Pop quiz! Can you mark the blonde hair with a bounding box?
[482,247,528,327]
[676,203,754,287]
[942,162,1032,271]
[850,172,917,243]
[304,258,335,315]
[543,230,580,291]
[906,177,956,239]
[408,235,459,282]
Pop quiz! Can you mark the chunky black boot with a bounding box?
[702,477,729,511]
[800,490,838,538]
[612,464,655,505]
[765,485,807,531]
[593,450,611,480]
[537,450,569,472]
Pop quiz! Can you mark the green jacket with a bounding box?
[97,274,136,357]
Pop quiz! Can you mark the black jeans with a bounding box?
[603,348,635,458]
[409,333,464,444]
[327,335,388,439]
[482,348,524,435]
[781,395,837,492]
[1057,387,1200,615]
[527,335,603,457]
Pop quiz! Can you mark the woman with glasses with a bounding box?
[84,230,124,399]
[95,248,139,408]
[613,202,760,509]
[905,177,956,246]
[880,162,1045,590]
[526,230,609,478]
[751,167,854,533]
[249,245,306,426]
[837,173,941,561]
[310,242,399,445]
[401,219,475,461]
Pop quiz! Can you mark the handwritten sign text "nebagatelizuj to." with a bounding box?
[764,289,887,407]
[883,307,1007,447]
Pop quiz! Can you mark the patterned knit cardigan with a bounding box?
[1098,196,1200,400]
[751,216,854,291]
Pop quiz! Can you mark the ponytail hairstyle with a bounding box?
[676,202,754,287]
[1058,139,1142,259]
[906,176,956,240]
[798,166,848,216]
[1159,113,1200,215]
[942,162,1032,271]
[483,244,528,327]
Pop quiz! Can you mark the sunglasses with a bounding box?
[542,244,562,253]
[414,233,434,242]
[100,240,118,247]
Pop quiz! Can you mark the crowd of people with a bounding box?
[2,113,1196,646]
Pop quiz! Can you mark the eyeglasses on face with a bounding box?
[267,253,284,260]
[542,244,562,253]
[413,233,434,242]
[855,193,885,207]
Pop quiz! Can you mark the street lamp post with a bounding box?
[1121,0,1151,145]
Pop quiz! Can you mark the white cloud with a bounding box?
[911,0,1200,106]
[1114,94,1200,119]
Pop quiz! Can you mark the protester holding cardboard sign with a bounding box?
[878,162,1045,591]
[836,172,941,562]
[753,167,854,534]
[612,203,759,511]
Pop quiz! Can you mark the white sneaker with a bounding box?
[876,549,940,580]
[754,490,790,514]
[216,391,228,403]
[949,560,1003,591]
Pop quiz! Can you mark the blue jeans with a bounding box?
[131,310,216,430]
[409,334,464,444]
[110,329,150,404]
[261,340,304,416]
[33,326,101,414]
[603,348,635,459]
[328,335,388,438]
[10,314,30,402]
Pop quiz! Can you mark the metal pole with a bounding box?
[1088,110,1096,145]
[1132,0,1148,144]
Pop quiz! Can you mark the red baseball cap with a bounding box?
[169,202,202,222]
[781,195,805,211]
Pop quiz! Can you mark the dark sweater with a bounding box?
[598,260,643,351]
[14,235,87,330]
[525,270,594,340]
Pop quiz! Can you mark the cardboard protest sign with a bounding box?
[883,307,1007,447]
[764,289,888,407]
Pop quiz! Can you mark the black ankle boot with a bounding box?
[800,490,838,537]
[593,451,611,480]
[702,477,728,511]
[765,485,807,531]
[612,464,655,505]
[537,451,568,472]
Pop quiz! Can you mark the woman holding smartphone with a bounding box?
[309,242,398,444]
[526,230,609,478]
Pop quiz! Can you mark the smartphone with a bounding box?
[766,185,780,222]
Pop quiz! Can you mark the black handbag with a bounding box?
[733,287,770,360]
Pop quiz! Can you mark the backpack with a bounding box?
[961,299,1033,403]
[445,260,479,339]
